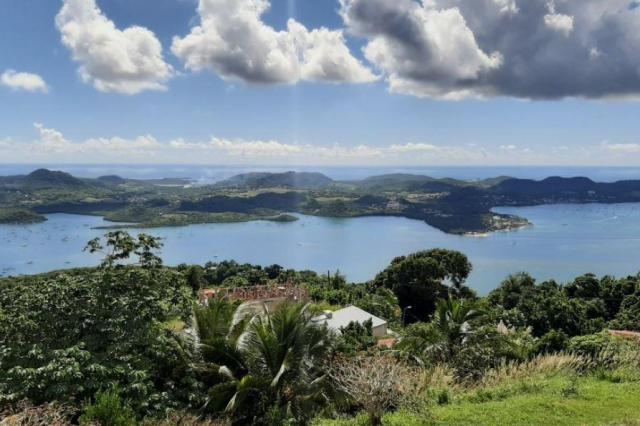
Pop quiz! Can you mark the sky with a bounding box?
[1,0,640,166]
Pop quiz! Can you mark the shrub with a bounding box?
[534,330,569,354]
[141,412,231,425]
[329,354,426,426]
[479,354,583,388]
[0,266,196,415]
[567,331,619,358]
[609,294,640,331]
[336,319,377,356]
[79,388,137,426]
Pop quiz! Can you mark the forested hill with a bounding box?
[4,169,640,234]
[0,169,87,189]
[214,171,334,189]
[490,176,640,204]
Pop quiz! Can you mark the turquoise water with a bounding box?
[2,203,640,294]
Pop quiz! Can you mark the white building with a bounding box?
[312,306,388,337]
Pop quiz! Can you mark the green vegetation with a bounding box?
[0,207,46,224]
[1,232,640,424]
[316,375,640,426]
[6,168,640,233]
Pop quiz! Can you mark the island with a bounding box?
[2,168,640,234]
[0,207,46,224]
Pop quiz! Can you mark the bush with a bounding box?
[609,294,640,331]
[79,388,137,426]
[336,319,377,356]
[329,354,426,426]
[534,330,569,354]
[567,331,620,358]
[0,267,197,415]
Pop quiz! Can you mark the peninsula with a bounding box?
[3,169,640,234]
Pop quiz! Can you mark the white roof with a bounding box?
[313,306,387,331]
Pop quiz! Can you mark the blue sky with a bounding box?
[1,0,640,165]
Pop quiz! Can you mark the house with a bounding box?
[312,306,388,337]
[198,283,309,313]
[199,283,308,304]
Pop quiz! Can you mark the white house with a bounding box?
[312,306,388,337]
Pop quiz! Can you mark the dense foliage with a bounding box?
[1,232,639,425]
[488,272,640,337]
[372,249,474,321]
[0,235,196,416]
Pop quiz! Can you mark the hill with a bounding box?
[214,171,334,189]
[96,175,127,185]
[491,176,640,203]
[23,169,87,188]
[352,173,465,192]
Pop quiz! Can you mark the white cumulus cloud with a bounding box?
[55,0,173,94]
[544,2,574,36]
[171,0,377,85]
[1,70,49,93]
[340,0,640,100]
[340,0,503,99]
[2,125,639,166]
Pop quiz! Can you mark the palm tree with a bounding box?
[184,299,335,424]
[432,296,485,352]
[398,296,485,363]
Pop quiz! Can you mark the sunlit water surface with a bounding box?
[3,203,640,294]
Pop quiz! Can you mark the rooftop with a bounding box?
[312,305,387,331]
[199,283,309,304]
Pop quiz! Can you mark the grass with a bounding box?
[431,376,640,426]
[315,373,640,426]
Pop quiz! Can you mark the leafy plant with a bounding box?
[79,387,137,426]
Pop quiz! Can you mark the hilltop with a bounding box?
[214,171,334,189]
[3,169,640,234]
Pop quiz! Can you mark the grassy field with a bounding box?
[315,373,640,426]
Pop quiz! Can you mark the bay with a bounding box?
[2,203,640,294]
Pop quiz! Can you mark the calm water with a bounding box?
[3,203,640,294]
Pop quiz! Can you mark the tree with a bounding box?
[397,296,485,363]
[186,302,336,424]
[329,354,424,426]
[432,297,485,355]
[373,249,473,321]
[610,294,640,331]
[565,274,601,299]
[487,272,536,310]
[85,231,163,269]
[0,247,194,415]
[185,265,206,293]
[336,319,377,356]
[264,264,283,280]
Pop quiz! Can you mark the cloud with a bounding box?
[340,0,640,100]
[1,70,49,93]
[544,1,574,36]
[340,0,502,99]
[32,123,160,157]
[601,141,640,153]
[55,0,173,94]
[2,124,640,166]
[493,0,519,15]
[171,0,377,85]
[388,143,438,153]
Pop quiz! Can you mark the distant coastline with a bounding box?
[3,168,640,235]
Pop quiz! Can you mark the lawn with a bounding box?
[315,375,640,426]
